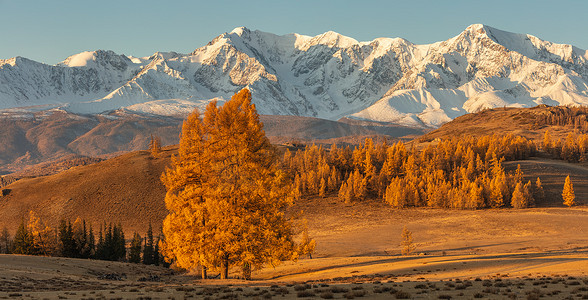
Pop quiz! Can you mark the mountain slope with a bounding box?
[1,25,588,127]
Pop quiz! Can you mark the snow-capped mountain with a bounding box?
[1,24,588,127]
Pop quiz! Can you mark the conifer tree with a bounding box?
[13,219,35,255]
[161,89,296,280]
[149,134,162,158]
[58,219,76,257]
[28,211,57,256]
[0,227,11,254]
[297,220,316,259]
[319,177,326,198]
[534,177,545,202]
[511,182,528,209]
[400,226,416,256]
[129,233,142,263]
[143,223,154,265]
[562,175,576,207]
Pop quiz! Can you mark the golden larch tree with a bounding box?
[149,134,162,158]
[161,89,296,280]
[562,175,576,207]
[400,226,416,256]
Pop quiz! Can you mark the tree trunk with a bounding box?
[201,265,207,279]
[220,255,229,279]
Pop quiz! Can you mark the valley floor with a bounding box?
[2,204,588,299]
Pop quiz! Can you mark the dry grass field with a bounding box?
[1,202,588,299]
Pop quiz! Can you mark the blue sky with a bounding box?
[1,0,586,64]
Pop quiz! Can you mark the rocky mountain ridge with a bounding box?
[1,24,587,127]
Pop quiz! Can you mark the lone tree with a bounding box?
[161,89,296,280]
[562,175,575,207]
[149,134,162,158]
[400,226,416,256]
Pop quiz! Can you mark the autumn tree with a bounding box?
[28,211,58,256]
[511,182,528,209]
[534,177,545,202]
[149,134,162,158]
[297,220,316,259]
[562,175,576,207]
[161,89,296,280]
[400,226,416,256]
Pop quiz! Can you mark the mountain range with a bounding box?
[1,24,588,128]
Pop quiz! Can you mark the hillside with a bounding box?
[1,25,588,128]
[0,111,417,174]
[417,105,588,145]
[0,148,172,234]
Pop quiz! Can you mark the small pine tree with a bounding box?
[149,134,162,158]
[143,223,154,265]
[562,175,576,207]
[129,233,142,263]
[400,226,416,256]
[534,177,545,202]
[297,221,316,259]
[0,227,12,254]
[319,177,326,198]
[511,182,527,209]
[13,219,35,255]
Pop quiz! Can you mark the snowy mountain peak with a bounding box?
[1,25,588,129]
[310,30,359,48]
[229,26,250,36]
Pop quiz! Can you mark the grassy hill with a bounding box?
[0,147,172,234]
[417,105,588,146]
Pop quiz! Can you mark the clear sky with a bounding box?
[1,0,586,65]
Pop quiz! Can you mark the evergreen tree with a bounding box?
[129,233,142,263]
[534,177,545,203]
[0,227,11,254]
[58,219,77,257]
[143,223,154,265]
[562,175,576,207]
[161,89,297,280]
[13,219,35,255]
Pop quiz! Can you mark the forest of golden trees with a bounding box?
[283,135,543,209]
[534,105,588,132]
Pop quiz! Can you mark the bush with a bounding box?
[394,290,411,299]
[296,290,315,298]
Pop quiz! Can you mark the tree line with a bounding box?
[0,212,166,266]
[542,131,588,162]
[533,105,588,133]
[283,134,544,209]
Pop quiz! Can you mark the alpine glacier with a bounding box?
[1,24,587,128]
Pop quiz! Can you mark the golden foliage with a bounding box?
[284,135,538,209]
[161,89,296,279]
[149,134,162,158]
[400,226,416,256]
[562,175,576,207]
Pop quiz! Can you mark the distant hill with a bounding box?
[0,110,421,175]
[0,148,172,234]
[416,105,588,146]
